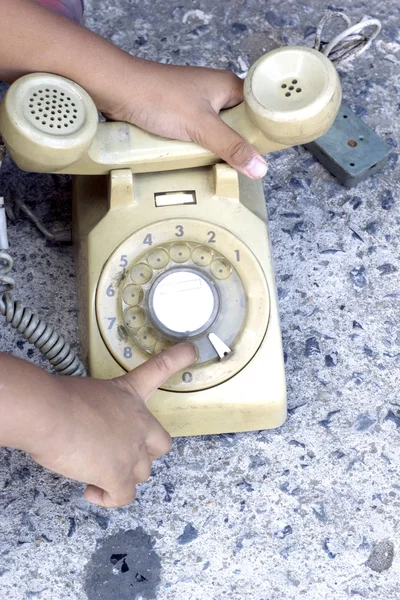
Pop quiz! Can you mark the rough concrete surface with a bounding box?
[0,0,400,598]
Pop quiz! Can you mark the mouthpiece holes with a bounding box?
[25,84,84,135]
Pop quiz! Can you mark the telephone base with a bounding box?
[72,164,286,436]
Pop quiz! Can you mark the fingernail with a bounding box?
[245,156,268,179]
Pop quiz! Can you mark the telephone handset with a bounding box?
[0,46,340,174]
[0,46,341,436]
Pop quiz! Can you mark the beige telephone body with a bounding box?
[0,46,341,436]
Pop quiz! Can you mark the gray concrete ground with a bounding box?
[1,0,400,598]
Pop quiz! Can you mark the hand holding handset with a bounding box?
[0,47,340,174]
[0,46,341,436]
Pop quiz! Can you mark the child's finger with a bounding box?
[215,70,245,109]
[84,482,136,508]
[191,112,268,179]
[132,453,152,484]
[144,418,172,460]
[120,342,196,401]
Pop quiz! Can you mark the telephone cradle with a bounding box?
[0,46,341,436]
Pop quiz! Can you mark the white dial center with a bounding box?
[150,269,218,335]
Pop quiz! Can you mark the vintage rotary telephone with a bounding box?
[0,45,341,436]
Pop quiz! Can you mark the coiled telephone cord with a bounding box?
[0,145,86,376]
[0,292,86,376]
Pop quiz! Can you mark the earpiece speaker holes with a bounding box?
[281,79,302,97]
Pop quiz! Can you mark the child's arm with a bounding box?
[0,0,267,179]
[0,343,196,507]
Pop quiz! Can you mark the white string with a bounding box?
[313,12,382,66]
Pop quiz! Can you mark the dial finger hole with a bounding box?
[169,242,191,263]
[147,248,170,269]
[154,339,174,354]
[192,245,214,267]
[124,307,147,329]
[122,284,144,307]
[135,326,157,349]
[211,258,233,280]
[130,263,153,284]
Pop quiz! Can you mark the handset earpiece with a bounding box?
[0,46,341,174]
[240,46,341,148]
[0,73,98,171]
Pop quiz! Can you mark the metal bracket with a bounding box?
[304,103,390,188]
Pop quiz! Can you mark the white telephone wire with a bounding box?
[313,12,382,66]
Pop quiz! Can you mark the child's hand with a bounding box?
[12,343,196,508]
[99,61,268,180]
[1,0,267,179]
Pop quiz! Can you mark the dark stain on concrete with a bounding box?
[84,528,161,600]
[365,539,394,572]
